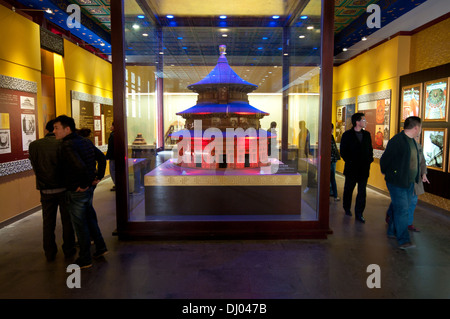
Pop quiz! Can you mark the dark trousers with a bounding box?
[343,174,368,217]
[40,191,75,259]
[66,187,107,264]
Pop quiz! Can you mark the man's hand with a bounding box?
[75,186,89,192]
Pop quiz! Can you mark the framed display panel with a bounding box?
[400,83,422,121]
[422,128,447,171]
[423,78,448,122]
[71,91,113,151]
[0,75,38,176]
[335,97,355,144]
[357,90,391,158]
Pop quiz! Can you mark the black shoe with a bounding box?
[356,216,366,223]
[344,210,352,216]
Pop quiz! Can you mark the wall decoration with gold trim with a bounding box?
[401,83,422,121]
[423,78,448,121]
[422,128,447,171]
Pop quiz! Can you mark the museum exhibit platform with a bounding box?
[144,158,302,217]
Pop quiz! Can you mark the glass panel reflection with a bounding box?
[124,0,321,221]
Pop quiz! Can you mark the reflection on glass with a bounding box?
[124,0,322,222]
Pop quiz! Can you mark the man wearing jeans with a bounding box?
[380,116,422,250]
[53,115,107,268]
[29,119,75,261]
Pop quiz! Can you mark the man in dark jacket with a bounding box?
[29,119,75,261]
[53,115,107,269]
[339,113,374,223]
[380,116,421,249]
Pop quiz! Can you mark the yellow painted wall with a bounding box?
[0,4,113,223]
[410,18,450,73]
[333,17,450,192]
[54,40,113,117]
[333,36,412,191]
[0,5,41,223]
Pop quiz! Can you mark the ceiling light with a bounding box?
[222,34,228,37]
[45,8,53,14]
[166,15,174,19]
[283,53,288,56]
[132,24,139,30]
[272,15,280,19]
[307,26,314,30]
[300,15,308,20]
[343,48,348,51]
[299,35,305,38]
[137,15,145,19]
[219,15,227,19]
[142,33,148,37]
[362,37,367,41]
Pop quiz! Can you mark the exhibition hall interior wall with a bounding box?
[0,4,112,223]
[0,2,448,224]
[333,16,450,211]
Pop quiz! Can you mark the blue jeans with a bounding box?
[330,162,338,198]
[386,182,414,245]
[408,194,418,226]
[66,187,107,264]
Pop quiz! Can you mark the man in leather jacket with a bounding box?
[53,115,107,269]
[29,119,75,261]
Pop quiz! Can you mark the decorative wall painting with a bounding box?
[424,78,448,121]
[422,128,447,171]
[401,84,421,121]
[357,90,391,156]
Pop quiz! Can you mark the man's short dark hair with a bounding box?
[404,116,421,130]
[54,115,76,132]
[45,119,55,132]
[351,113,365,127]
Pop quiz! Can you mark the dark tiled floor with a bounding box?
[1,175,450,299]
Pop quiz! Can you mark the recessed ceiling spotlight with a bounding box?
[45,8,53,14]
[132,24,139,30]
[307,26,314,30]
[300,15,308,20]
[343,48,348,51]
[362,36,367,41]
[222,34,228,37]
[142,33,148,37]
[137,15,145,19]
[219,15,227,19]
[299,35,305,38]
[272,15,280,19]
[166,15,174,19]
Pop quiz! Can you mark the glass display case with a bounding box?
[111,0,334,239]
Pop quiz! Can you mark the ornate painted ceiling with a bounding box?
[10,0,431,60]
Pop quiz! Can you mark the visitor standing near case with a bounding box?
[339,113,374,223]
[29,119,76,262]
[381,116,422,249]
[330,123,341,202]
[106,122,116,191]
[53,115,108,269]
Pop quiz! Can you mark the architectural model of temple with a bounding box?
[172,45,273,169]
